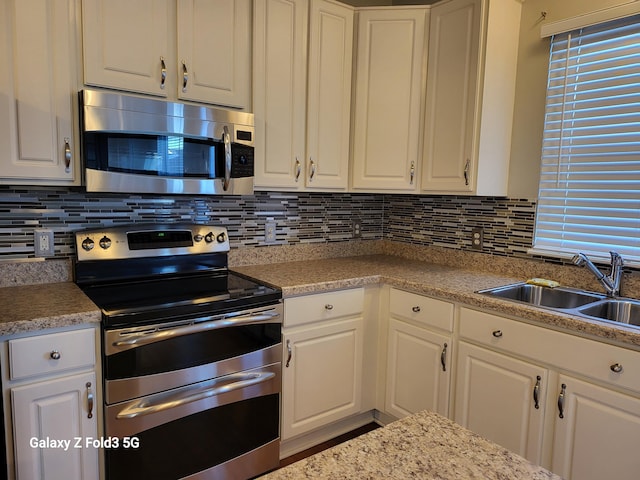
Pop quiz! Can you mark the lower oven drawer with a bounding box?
[105,363,281,480]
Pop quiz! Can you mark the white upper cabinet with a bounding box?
[82,0,251,109]
[305,0,353,190]
[253,0,354,191]
[351,7,427,192]
[421,0,521,195]
[0,0,80,185]
[253,0,309,189]
[176,0,251,108]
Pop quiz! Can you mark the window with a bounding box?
[531,14,640,265]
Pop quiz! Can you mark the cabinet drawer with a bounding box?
[390,288,453,332]
[9,328,96,380]
[284,288,364,328]
[460,308,640,394]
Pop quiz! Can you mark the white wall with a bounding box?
[508,0,636,199]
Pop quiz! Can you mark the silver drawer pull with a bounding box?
[492,330,503,338]
[533,375,541,410]
[50,351,61,360]
[610,363,623,373]
[558,383,566,419]
[325,304,334,310]
[86,382,94,419]
[412,306,421,313]
[286,339,292,368]
[440,343,448,372]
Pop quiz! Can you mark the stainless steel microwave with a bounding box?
[80,89,254,195]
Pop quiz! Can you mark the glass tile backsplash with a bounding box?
[0,187,535,261]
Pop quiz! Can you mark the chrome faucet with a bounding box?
[571,251,624,297]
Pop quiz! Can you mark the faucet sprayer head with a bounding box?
[571,253,586,266]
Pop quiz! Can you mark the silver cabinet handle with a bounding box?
[558,383,566,419]
[50,350,61,360]
[160,56,167,89]
[533,375,541,410]
[63,138,72,172]
[325,304,334,310]
[463,159,470,186]
[412,306,421,313]
[441,343,448,372]
[286,339,292,368]
[492,330,503,338]
[182,61,189,92]
[294,158,301,182]
[610,363,623,373]
[86,382,94,419]
[117,371,275,419]
[223,125,231,191]
[410,161,415,185]
[309,159,316,182]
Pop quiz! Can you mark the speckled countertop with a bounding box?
[0,282,101,337]
[232,254,640,348]
[260,409,561,480]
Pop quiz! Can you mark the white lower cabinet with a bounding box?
[2,327,100,480]
[455,307,640,478]
[281,288,364,440]
[384,289,453,418]
[455,341,547,464]
[12,372,98,480]
[551,374,640,480]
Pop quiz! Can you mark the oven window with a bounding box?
[105,323,282,380]
[105,394,279,480]
[83,132,223,178]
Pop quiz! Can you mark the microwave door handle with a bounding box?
[223,126,232,191]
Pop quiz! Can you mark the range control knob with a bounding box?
[204,232,214,243]
[81,238,95,252]
[194,234,204,242]
[99,236,112,249]
[216,232,226,243]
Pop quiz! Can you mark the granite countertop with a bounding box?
[0,282,101,337]
[232,254,640,348]
[260,409,561,480]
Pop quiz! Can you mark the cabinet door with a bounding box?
[385,318,450,418]
[12,372,99,480]
[253,0,308,189]
[0,0,78,183]
[454,341,548,465]
[351,8,427,192]
[551,375,640,480]
[282,317,363,440]
[177,0,251,109]
[421,0,480,192]
[305,0,353,190]
[82,0,171,96]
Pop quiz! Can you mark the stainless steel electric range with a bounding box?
[74,224,282,480]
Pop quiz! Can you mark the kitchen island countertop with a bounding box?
[260,409,561,480]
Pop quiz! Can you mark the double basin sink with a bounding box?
[478,283,640,328]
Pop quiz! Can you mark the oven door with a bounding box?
[103,304,283,404]
[104,363,281,480]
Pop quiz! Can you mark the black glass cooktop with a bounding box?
[80,271,281,328]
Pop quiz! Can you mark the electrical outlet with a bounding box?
[34,229,55,257]
[265,221,277,243]
[352,220,362,238]
[471,227,483,251]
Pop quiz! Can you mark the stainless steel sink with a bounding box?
[479,282,640,330]
[478,283,605,309]
[577,299,640,327]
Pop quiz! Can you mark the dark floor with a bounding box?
[278,422,381,468]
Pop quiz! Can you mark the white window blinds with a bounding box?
[532,14,640,264]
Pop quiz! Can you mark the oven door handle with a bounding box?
[112,311,281,349]
[116,371,276,419]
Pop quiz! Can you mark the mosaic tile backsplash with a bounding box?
[0,186,535,261]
